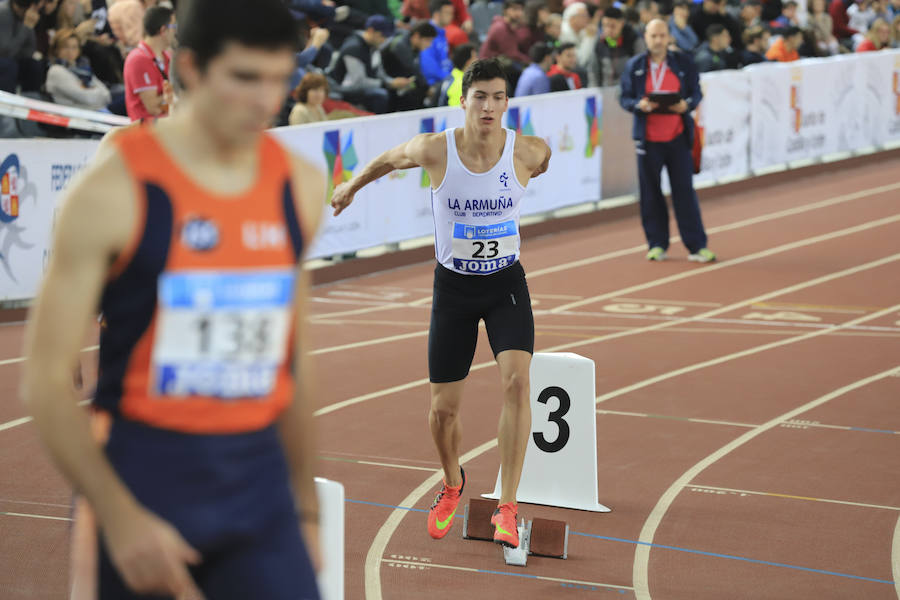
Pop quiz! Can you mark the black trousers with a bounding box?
[636,132,708,253]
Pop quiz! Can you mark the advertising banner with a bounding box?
[0,140,98,301]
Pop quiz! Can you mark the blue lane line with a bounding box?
[570,532,895,585]
[345,497,895,586]
[849,426,898,434]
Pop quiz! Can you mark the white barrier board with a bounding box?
[483,352,610,512]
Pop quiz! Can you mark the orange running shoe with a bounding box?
[427,467,465,539]
[491,502,519,548]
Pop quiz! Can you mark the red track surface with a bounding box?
[1,155,899,599]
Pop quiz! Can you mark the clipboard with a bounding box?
[648,92,682,112]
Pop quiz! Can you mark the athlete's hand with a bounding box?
[330,182,355,217]
[101,503,205,599]
[301,521,323,573]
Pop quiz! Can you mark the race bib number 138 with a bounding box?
[151,270,295,399]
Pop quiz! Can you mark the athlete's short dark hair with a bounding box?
[461,58,509,98]
[144,6,174,37]
[178,0,299,71]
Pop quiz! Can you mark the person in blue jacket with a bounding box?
[420,0,455,86]
[618,18,716,263]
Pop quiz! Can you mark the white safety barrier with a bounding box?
[315,477,345,600]
[484,352,611,512]
[0,90,129,134]
[1,50,898,302]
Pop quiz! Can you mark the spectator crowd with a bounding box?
[1,0,899,135]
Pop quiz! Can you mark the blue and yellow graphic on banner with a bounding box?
[323,130,358,200]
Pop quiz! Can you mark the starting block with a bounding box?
[461,499,569,567]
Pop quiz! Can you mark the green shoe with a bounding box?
[646,247,667,261]
[688,248,717,263]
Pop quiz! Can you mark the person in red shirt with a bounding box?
[856,17,891,50]
[480,0,530,66]
[547,41,583,90]
[123,5,176,121]
[619,19,716,263]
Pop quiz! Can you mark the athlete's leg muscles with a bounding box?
[428,380,466,487]
[494,349,532,505]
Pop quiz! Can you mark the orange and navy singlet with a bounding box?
[95,125,307,434]
[90,127,321,599]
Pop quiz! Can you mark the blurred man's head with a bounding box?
[545,12,562,38]
[175,0,298,145]
[529,42,555,71]
[740,0,762,23]
[602,7,625,39]
[781,25,803,50]
[672,0,691,22]
[706,23,731,50]
[782,1,798,21]
[451,42,477,71]
[409,21,438,51]
[644,18,669,56]
[363,14,395,46]
[503,0,526,26]
[702,0,724,14]
[556,42,577,70]
[742,24,768,51]
[636,0,659,24]
[430,0,455,28]
[144,5,176,47]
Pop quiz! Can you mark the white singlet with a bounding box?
[431,128,526,275]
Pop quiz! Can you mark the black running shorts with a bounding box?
[428,261,535,383]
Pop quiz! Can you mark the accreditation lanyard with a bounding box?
[649,59,668,92]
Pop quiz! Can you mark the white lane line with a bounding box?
[311,331,428,355]
[546,309,900,333]
[631,366,900,600]
[526,181,900,279]
[552,214,900,313]
[597,409,756,429]
[0,399,91,433]
[686,485,900,512]
[0,344,98,367]
[0,498,72,509]
[597,409,900,435]
[380,558,634,591]
[0,511,72,522]
[613,297,723,307]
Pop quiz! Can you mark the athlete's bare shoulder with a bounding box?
[286,151,325,251]
[93,122,142,162]
[514,134,552,179]
[57,144,139,261]
[406,131,447,168]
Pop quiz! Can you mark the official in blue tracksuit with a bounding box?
[619,19,716,263]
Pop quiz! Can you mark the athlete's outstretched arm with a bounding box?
[330,133,440,216]
[21,157,205,600]
[279,155,326,570]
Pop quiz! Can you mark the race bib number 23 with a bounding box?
[451,220,518,274]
